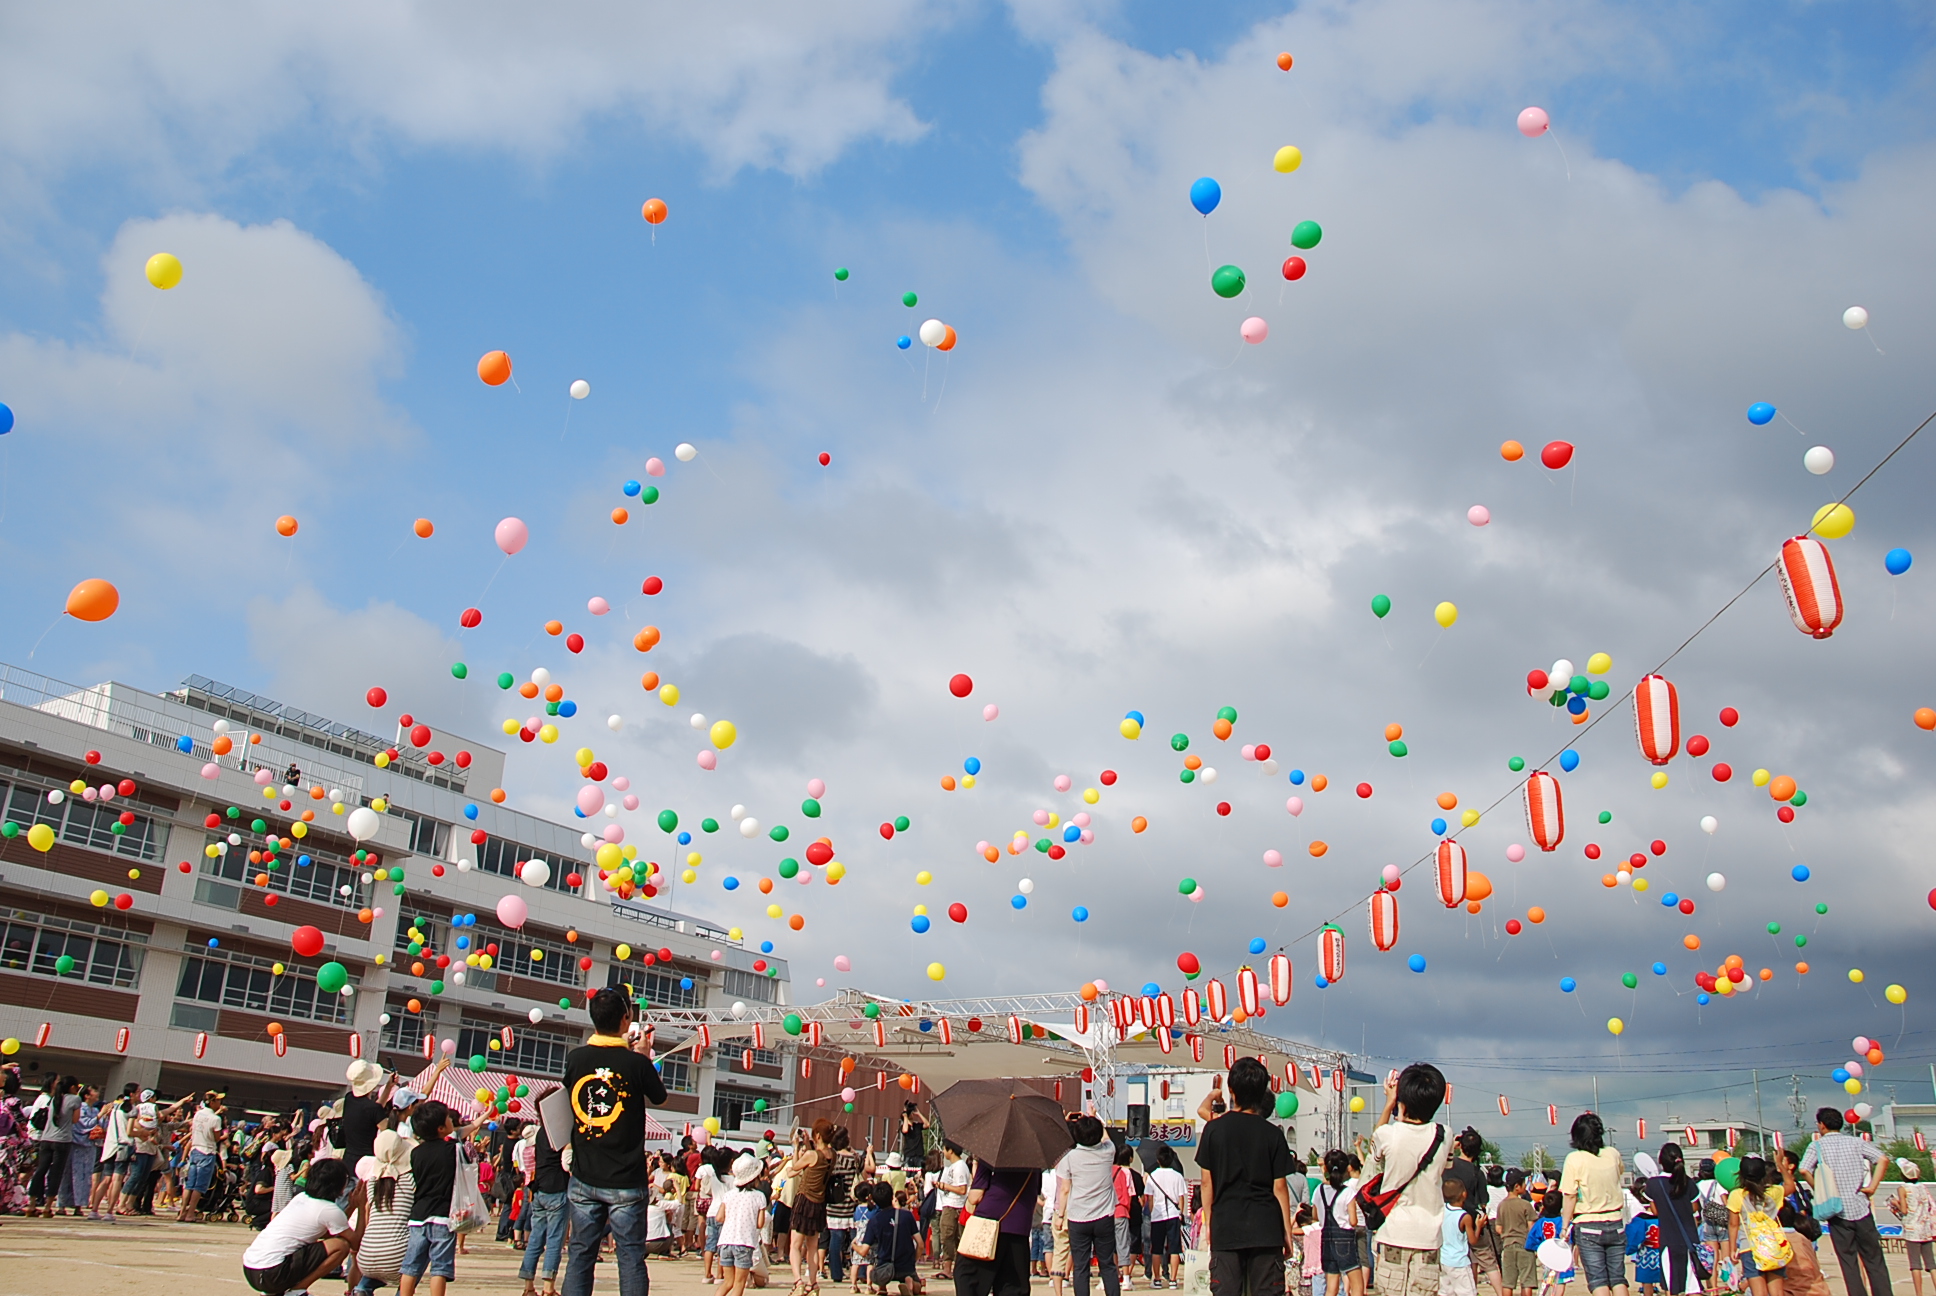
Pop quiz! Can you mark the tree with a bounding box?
[1881,1138,1933,1182]
[1520,1146,1554,1172]
[1481,1137,1503,1164]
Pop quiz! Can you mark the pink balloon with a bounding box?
[697,750,717,770]
[1517,106,1549,137]
[710,950,723,960]
[1240,316,1269,344]
[495,516,529,555]
[82,786,98,801]
[1079,829,1095,844]
[1241,744,1256,761]
[1285,796,1304,816]
[442,1038,458,1055]
[576,785,606,816]
[1853,1036,1871,1052]
[1505,844,1526,863]
[983,703,999,721]
[834,954,852,972]
[1093,979,1109,994]
[1467,505,1491,527]
[1072,813,1091,828]
[807,778,827,798]
[621,794,640,811]
[254,768,275,786]
[1054,775,1072,792]
[1264,849,1283,868]
[495,894,529,929]
[1382,864,1401,884]
[1847,1061,1864,1078]
[587,596,610,616]
[612,776,631,791]
[645,457,666,477]
[817,978,826,987]
[602,824,625,844]
[1032,809,1049,826]
[975,841,990,854]
[200,762,220,779]
[99,784,115,800]
[841,1086,858,1103]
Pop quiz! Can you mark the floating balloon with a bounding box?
[1290,220,1322,250]
[1190,178,1222,215]
[1500,440,1524,462]
[1240,317,1269,344]
[1886,548,1912,575]
[1434,601,1458,628]
[1517,107,1550,137]
[1467,505,1490,527]
[275,515,298,537]
[64,579,120,622]
[570,380,590,399]
[642,198,668,225]
[1747,403,1776,426]
[1540,441,1574,470]
[1844,306,1868,330]
[496,894,529,929]
[477,351,512,386]
[1371,594,1391,618]
[0,403,11,435]
[1805,446,1835,475]
[1211,265,1246,298]
[145,252,183,289]
[1273,146,1303,174]
[495,517,529,555]
[1812,502,1855,540]
[1282,256,1307,281]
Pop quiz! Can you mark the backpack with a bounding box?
[1741,1194,1793,1271]
[1700,1184,1731,1229]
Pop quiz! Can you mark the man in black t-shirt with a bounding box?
[1195,1058,1294,1296]
[563,987,670,1296]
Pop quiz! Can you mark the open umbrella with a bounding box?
[931,1079,1076,1169]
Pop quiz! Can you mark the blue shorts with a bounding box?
[707,1218,723,1252]
[403,1221,457,1280]
[720,1244,758,1270]
[184,1150,218,1194]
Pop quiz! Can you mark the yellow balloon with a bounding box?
[478,953,494,969]
[372,797,388,812]
[1607,1018,1625,1036]
[375,752,391,768]
[1651,771,1669,789]
[659,684,680,706]
[291,821,307,838]
[622,844,637,860]
[615,943,631,961]
[1849,968,1865,983]
[1273,145,1303,173]
[1633,877,1650,892]
[0,1037,18,1055]
[530,949,543,961]
[1844,1077,1863,1095]
[1046,812,1060,829]
[710,720,737,750]
[1434,601,1459,628]
[728,927,743,940]
[539,724,559,743]
[26,823,54,852]
[502,719,520,735]
[1083,788,1100,804]
[488,1039,500,1050]
[1120,718,1141,740]
[89,889,109,907]
[332,802,345,815]
[686,852,702,868]
[205,844,219,858]
[69,780,86,794]
[703,1116,721,1135]
[766,904,782,919]
[1887,984,1907,1004]
[961,775,976,789]
[575,747,595,767]
[476,1087,493,1103]
[915,871,932,886]
[1718,976,1735,995]
[826,862,846,883]
[145,252,183,289]
[1751,768,1771,787]
[1349,1094,1367,1112]
[262,786,277,799]
[465,953,480,967]
[272,963,285,975]
[681,868,697,883]
[596,843,622,869]
[927,962,947,981]
[1812,502,1855,539]
[1460,809,1480,828]
[1586,652,1612,674]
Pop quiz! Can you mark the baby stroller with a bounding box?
[198,1160,242,1222]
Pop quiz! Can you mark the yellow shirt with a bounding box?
[1728,1187,1782,1217]
[1559,1148,1623,1221]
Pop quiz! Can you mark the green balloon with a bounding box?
[1816,903,1828,914]
[252,818,268,833]
[1796,935,1807,947]
[0,823,16,839]
[1621,972,1638,989]
[545,701,560,716]
[431,980,446,994]
[658,810,679,833]
[1548,691,1566,707]
[1036,838,1051,852]
[1790,789,1807,807]
[1370,594,1391,618]
[769,825,789,842]
[55,954,75,975]
[1171,733,1190,752]
[1210,264,1246,298]
[497,672,515,689]
[902,291,918,307]
[392,883,405,896]
[1388,740,1408,757]
[1767,922,1782,935]
[844,1102,855,1112]
[1179,769,1196,784]
[1274,1091,1300,1118]
[1216,706,1238,723]
[451,662,468,679]
[802,798,822,817]
[754,1098,769,1112]
[1179,877,1197,895]
[1598,811,1612,824]
[1588,680,1611,701]
[893,816,910,832]
[559,997,572,1009]
[834,268,849,281]
[778,857,800,879]
[468,1054,488,1072]
[315,961,349,994]
[640,486,660,505]
[515,1084,528,1097]
[1290,220,1322,250]
[1714,1157,1741,1190]
[702,818,720,833]
[226,807,240,818]
[784,1013,804,1035]
[864,1003,882,1019]
[1508,757,1526,772]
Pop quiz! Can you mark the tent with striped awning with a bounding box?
[408,1064,678,1144]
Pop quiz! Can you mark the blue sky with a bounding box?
[4,1,1936,1144]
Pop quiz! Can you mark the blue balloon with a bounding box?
[896,336,912,350]
[760,940,774,953]
[1832,1068,1851,1083]
[1697,993,1711,1005]
[176,734,194,753]
[296,854,311,868]
[681,977,694,990]
[1190,177,1222,215]
[1141,982,1161,997]
[455,935,470,950]
[1559,748,1580,772]
[1063,825,1080,843]
[1560,977,1577,993]
[1010,894,1027,909]
[464,804,479,820]
[0,403,12,434]
[1747,402,1776,426]
[573,807,586,818]
[1430,817,1447,836]
[1887,548,1913,576]
[207,938,220,948]
[677,831,692,845]
[1314,974,1328,988]
[558,700,577,718]
[1566,694,1587,715]
[1125,710,1145,726]
[1662,892,1679,906]
[964,756,981,775]
[1288,769,1305,785]
[1071,907,1089,923]
[1248,937,1267,955]
[623,480,641,496]
[723,876,739,890]
[918,1018,933,1032]
[1407,954,1427,973]
[1792,864,1811,882]
[1652,962,1668,976]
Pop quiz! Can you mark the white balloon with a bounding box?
[581,832,599,849]
[227,833,240,846]
[1259,758,1279,775]
[212,719,230,735]
[456,857,473,871]
[216,841,229,854]
[602,804,618,818]
[46,789,63,805]
[329,789,344,804]
[521,859,551,888]
[739,817,761,838]
[918,318,947,347]
[346,806,382,842]
[341,985,355,997]
[1855,1102,1874,1120]
[1699,816,1718,835]
[1616,869,1632,885]
[451,970,465,985]
[731,1001,748,1019]
[1706,872,1726,892]
[531,667,551,686]
[1199,767,1218,784]
[339,884,353,897]
[730,804,747,821]
[570,379,591,399]
[607,715,623,731]
[1018,878,1034,894]
[689,713,708,730]
[674,443,697,462]
[379,1013,392,1026]
[1804,446,1835,475]
[1549,659,1575,684]
[1844,306,1869,330]
[528,1008,545,1024]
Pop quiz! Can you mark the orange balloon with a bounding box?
[544,684,563,703]
[1724,954,1744,970]
[1684,934,1702,950]
[249,733,262,744]
[1308,841,1328,857]
[840,1056,856,1072]
[265,1022,283,1036]
[1527,907,1546,924]
[1271,891,1289,907]
[611,508,630,525]
[254,872,269,886]
[940,776,956,791]
[477,350,512,386]
[937,326,957,352]
[641,198,668,225]
[634,626,661,652]
[1183,754,1202,771]
[1212,719,1233,740]
[1795,961,1810,975]
[1500,440,1524,462]
[1769,775,1797,802]
[1310,774,1328,791]
[1465,871,1493,901]
[1276,51,1294,70]
[1571,709,1589,725]
[65,578,120,622]
[545,620,564,636]
[1465,900,1482,914]
[897,1074,915,1090]
[1080,983,1099,1002]
[309,785,326,800]
[1917,707,1936,731]
[519,681,540,698]
[490,788,506,803]
[1602,873,1617,888]
[1131,816,1148,834]
[1758,968,1773,981]
[407,998,423,1013]
[414,518,434,538]
[640,671,661,691]
[982,846,998,862]
[758,878,773,894]
[275,515,298,537]
[358,907,373,923]
[1436,792,1458,810]
[1385,724,1404,742]
[789,914,805,931]
[1868,1047,1884,1064]
[212,735,233,755]
[1232,1008,1248,1024]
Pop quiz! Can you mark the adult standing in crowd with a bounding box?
[179,1090,228,1223]
[956,1155,1043,1296]
[353,1129,416,1295]
[1893,1161,1936,1296]
[1557,1115,1626,1296]
[1362,1064,1453,1296]
[935,1140,972,1283]
[1197,1057,1296,1296]
[789,1119,833,1293]
[91,1083,137,1221]
[1798,1107,1892,1296]
[1059,1115,1123,1296]
[563,986,669,1296]
[25,1073,79,1214]
[826,1125,866,1286]
[1144,1145,1189,1290]
[903,1102,929,1171]
[66,1083,103,1218]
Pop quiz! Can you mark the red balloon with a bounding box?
[818,452,831,466]
[657,948,673,963]
[642,576,663,595]
[566,633,585,654]
[117,779,136,797]
[84,750,102,765]
[1629,853,1646,869]
[947,902,968,923]
[1650,840,1667,856]
[1099,769,1118,786]
[470,829,486,844]
[1048,844,1066,860]
[1584,843,1601,859]
[1540,440,1574,470]
[366,686,387,708]
[1928,888,1936,911]
[1355,782,1373,798]
[1505,919,1522,935]
[752,959,767,973]
[427,751,444,765]
[409,724,432,748]
[1281,256,1307,281]
[1678,898,1695,915]
[566,872,583,889]
[1712,762,1733,782]
[587,761,608,781]
[805,842,834,866]
[879,822,895,840]
[1254,744,1271,761]
[1777,805,1796,823]
[1526,669,1549,693]
[399,714,413,728]
[948,673,974,698]
[1216,802,1232,817]
[1687,734,1710,757]
[460,607,482,628]
[1719,707,1739,727]
[455,751,472,768]
[1385,875,1401,892]
[291,925,326,958]
[1177,951,1200,976]
[114,893,134,910]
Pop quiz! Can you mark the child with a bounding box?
[1441,1175,1481,1296]
[1317,1149,1363,1296]
[1626,1180,1664,1296]
[861,1182,919,1296]
[1297,1203,1322,1296]
[716,1152,769,1296]
[1496,1171,1537,1296]
[1523,1191,1573,1296]
[853,1182,875,1292]
[241,1158,366,1296]
[1726,1156,1790,1296]
[400,1100,468,1296]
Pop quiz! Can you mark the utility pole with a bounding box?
[1789,1076,1808,1133]
[1593,1076,1599,1114]
[1755,1071,1766,1157]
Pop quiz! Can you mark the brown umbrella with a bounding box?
[932,1079,1077,1169]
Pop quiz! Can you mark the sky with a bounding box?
[4,0,1936,1150]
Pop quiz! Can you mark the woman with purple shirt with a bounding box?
[956,1163,1043,1296]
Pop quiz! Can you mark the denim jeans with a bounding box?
[827,1226,853,1281]
[522,1190,570,1281]
[402,1221,458,1280]
[565,1180,650,1296]
[66,1142,100,1209]
[1574,1220,1627,1293]
[121,1150,155,1200]
[1068,1216,1121,1296]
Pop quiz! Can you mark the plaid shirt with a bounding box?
[1799,1132,1885,1220]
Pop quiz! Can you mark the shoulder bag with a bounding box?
[1357,1124,1445,1233]
[1811,1158,1843,1222]
[959,1175,1027,1262]
[448,1142,491,1234]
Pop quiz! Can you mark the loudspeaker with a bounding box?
[1126,1103,1150,1140]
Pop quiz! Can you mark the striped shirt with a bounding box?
[1799,1132,1884,1220]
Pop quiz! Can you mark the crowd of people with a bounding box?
[6,1038,1934,1296]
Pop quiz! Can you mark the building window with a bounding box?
[606,964,703,1009]
[175,942,350,1025]
[1,780,165,861]
[722,1045,784,1071]
[658,1055,698,1094]
[197,834,363,912]
[713,1085,772,1131]
[475,922,579,988]
[0,908,147,988]
[380,997,429,1055]
[722,968,776,1003]
[405,814,451,859]
[454,1017,575,1077]
[472,834,583,895]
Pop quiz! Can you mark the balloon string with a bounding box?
[1865,328,1885,355]
[1202,220,1212,279]
[932,354,950,416]
[510,376,522,395]
[1777,411,1810,436]
[560,394,575,442]
[27,614,60,659]
[1548,129,1572,180]
[479,554,509,598]
[922,348,930,401]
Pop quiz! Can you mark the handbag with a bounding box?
[1357,1124,1445,1233]
[1811,1158,1843,1222]
[1743,1196,1793,1271]
[448,1142,491,1234]
[958,1175,1026,1262]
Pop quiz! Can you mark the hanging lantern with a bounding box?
[1223,1043,1237,1069]
[347,1032,361,1058]
[1190,1035,1204,1063]
[115,1026,131,1054]
[938,1019,952,1045]
[1435,839,1467,908]
[801,1057,813,1079]
[742,1048,754,1070]
[1320,923,1346,983]
[1182,987,1202,1026]
[1156,1026,1173,1054]
[1498,1094,1510,1117]
[1636,1118,1648,1140]
[1778,535,1844,639]
[1333,1067,1346,1092]
[752,1022,765,1050]
[1008,1015,1024,1044]
[1268,954,1293,1006]
[273,1032,288,1058]
[1235,967,1261,1017]
[696,1024,712,1049]
[873,1020,888,1047]
[1284,1061,1300,1088]
[1157,992,1176,1027]
[1205,977,1228,1021]
[421,1033,435,1060]
[193,1031,209,1059]
[1369,889,1400,951]
[1633,674,1681,765]
[35,1022,53,1049]
[1073,1003,1089,1034]
[1524,771,1565,852]
[807,1020,823,1048]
